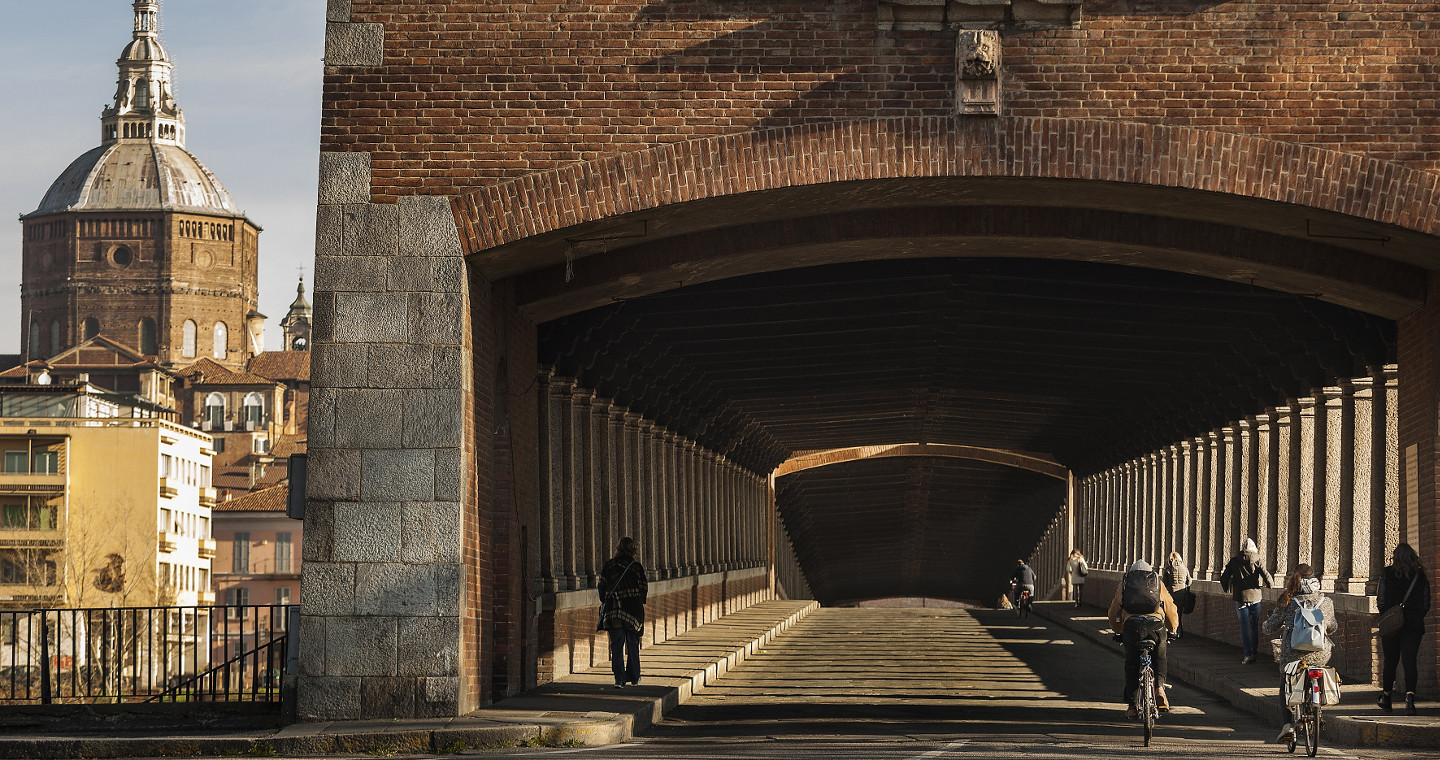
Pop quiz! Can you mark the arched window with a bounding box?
[212,322,228,360]
[49,321,60,357]
[134,79,149,109]
[28,322,40,359]
[242,392,265,428]
[139,318,157,355]
[82,317,99,340]
[182,320,197,358]
[204,392,226,429]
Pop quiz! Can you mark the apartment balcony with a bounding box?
[198,487,217,507]
[158,530,178,553]
[159,478,179,499]
[196,589,216,605]
[197,537,217,559]
[0,472,66,492]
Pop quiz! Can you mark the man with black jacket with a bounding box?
[1219,537,1274,664]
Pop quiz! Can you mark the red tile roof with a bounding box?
[213,483,288,512]
[248,351,310,382]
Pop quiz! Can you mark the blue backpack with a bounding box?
[1290,601,1326,652]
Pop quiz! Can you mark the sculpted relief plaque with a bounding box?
[954,30,1001,116]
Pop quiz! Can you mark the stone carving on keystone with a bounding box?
[955,30,1001,116]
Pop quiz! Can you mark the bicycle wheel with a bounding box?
[1139,670,1155,746]
[1305,701,1320,757]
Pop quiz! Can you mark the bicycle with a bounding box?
[1115,629,1177,747]
[1011,584,1033,619]
[1285,661,1327,756]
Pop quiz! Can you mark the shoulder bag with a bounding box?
[1377,573,1420,639]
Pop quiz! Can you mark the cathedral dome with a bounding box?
[29,141,241,218]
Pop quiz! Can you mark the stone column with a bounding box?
[1143,454,1157,564]
[1375,366,1400,588]
[1121,462,1135,565]
[1274,405,1297,577]
[1255,413,1278,571]
[657,431,675,578]
[1296,396,1319,568]
[1346,378,1374,594]
[1180,440,1196,569]
[1318,385,1349,588]
[553,378,580,590]
[1218,427,1237,568]
[536,370,560,592]
[1194,434,1213,578]
[639,420,661,580]
[570,389,595,588]
[1237,420,1256,553]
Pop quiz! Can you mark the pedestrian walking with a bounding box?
[1162,551,1193,636]
[1219,537,1274,664]
[1066,548,1089,609]
[597,536,647,688]
[1261,564,1335,743]
[1377,542,1430,715]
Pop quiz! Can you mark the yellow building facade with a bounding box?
[0,383,215,611]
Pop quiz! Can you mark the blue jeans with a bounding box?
[608,627,641,685]
[1236,601,1261,657]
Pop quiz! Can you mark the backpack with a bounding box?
[1290,600,1326,652]
[1121,570,1163,615]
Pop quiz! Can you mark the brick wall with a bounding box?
[332,1,1440,203]
[537,566,772,683]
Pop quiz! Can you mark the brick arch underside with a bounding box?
[454,117,1439,321]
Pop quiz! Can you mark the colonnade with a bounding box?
[774,519,814,600]
[538,370,772,590]
[1077,366,1399,592]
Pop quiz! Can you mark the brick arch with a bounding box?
[452,116,1440,254]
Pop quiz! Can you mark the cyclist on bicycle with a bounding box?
[1011,559,1036,607]
[1261,564,1336,744]
[1108,560,1179,719]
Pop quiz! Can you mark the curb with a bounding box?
[0,600,820,759]
[1030,602,1440,749]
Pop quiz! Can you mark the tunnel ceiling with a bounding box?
[537,257,1395,477]
[776,456,1066,605]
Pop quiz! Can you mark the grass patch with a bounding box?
[245,742,277,757]
[367,744,399,757]
[436,740,469,754]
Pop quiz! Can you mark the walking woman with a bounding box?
[1162,551,1193,636]
[1261,564,1336,743]
[1066,549,1089,609]
[598,537,648,688]
[1378,543,1430,714]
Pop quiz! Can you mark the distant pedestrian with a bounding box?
[1011,558,1036,607]
[1219,537,1274,664]
[1066,549,1089,609]
[1377,543,1430,715]
[1162,551,1193,635]
[1262,564,1335,744]
[598,536,647,688]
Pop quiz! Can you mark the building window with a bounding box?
[275,532,292,574]
[82,317,99,341]
[0,549,58,585]
[28,322,39,360]
[275,586,292,605]
[182,320,197,358]
[225,586,250,618]
[212,322,228,360]
[243,393,264,428]
[3,451,26,473]
[32,451,57,474]
[139,318,157,355]
[204,392,226,429]
[232,532,250,574]
[49,320,60,357]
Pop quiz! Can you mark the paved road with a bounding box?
[466,607,1415,760]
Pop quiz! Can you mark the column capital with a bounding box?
[1321,385,1346,405]
[1348,376,1375,397]
[1296,396,1318,415]
[1380,363,1398,386]
[1238,417,1253,436]
[1221,425,1237,441]
[1255,412,1272,430]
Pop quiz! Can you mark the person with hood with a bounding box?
[1162,551,1193,636]
[1109,560,1180,717]
[597,536,648,688]
[1262,564,1336,743]
[1066,548,1089,609]
[1377,542,1430,715]
[1220,537,1275,664]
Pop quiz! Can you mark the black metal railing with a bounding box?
[0,604,295,704]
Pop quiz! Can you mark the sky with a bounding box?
[0,0,327,353]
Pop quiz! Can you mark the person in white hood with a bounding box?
[1262,564,1336,744]
[1220,537,1275,664]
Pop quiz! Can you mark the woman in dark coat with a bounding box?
[1378,543,1430,714]
[598,537,648,688]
